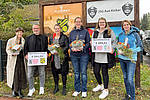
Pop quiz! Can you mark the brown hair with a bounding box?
[16,27,24,33]
[121,20,132,30]
[96,17,112,36]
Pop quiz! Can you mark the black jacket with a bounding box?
[24,34,48,56]
[49,32,69,74]
[91,29,116,68]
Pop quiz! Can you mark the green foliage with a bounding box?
[1,0,38,5]
[140,13,150,31]
[0,2,23,24]
[0,1,38,40]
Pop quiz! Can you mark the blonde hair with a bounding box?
[96,17,112,36]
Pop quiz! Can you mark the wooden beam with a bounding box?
[134,0,141,88]
[82,2,87,26]
[39,2,44,34]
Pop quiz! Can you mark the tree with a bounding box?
[1,0,38,5]
[0,1,38,40]
[140,13,150,31]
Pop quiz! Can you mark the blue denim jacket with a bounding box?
[118,26,143,61]
[69,27,91,56]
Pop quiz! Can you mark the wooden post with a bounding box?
[39,1,44,34]
[134,0,141,88]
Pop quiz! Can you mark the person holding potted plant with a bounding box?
[118,20,143,100]
[48,24,69,95]
[6,27,27,98]
[69,17,90,98]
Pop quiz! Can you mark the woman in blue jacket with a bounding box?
[69,17,90,98]
[118,20,143,100]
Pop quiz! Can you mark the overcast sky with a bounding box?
[140,0,150,18]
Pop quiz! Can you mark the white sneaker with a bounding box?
[39,87,44,95]
[81,92,87,98]
[27,88,35,97]
[92,84,104,92]
[72,91,81,97]
[99,89,109,99]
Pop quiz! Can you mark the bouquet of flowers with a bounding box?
[11,44,22,55]
[116,42,133,60]
[48,44,64,63]
[70,35,85,50]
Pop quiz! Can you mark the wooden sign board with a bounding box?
[39,0,139,34]
[43,3,82,35]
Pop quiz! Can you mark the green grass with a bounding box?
[0,62,150,100]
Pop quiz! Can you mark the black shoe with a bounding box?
[62,87,66,95]
[18,90,24,98]
[122,94,131,100]
[12,90,18,97]
[53,85,59,94]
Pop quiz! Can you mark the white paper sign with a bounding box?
[28,52,47,66]
[92,38,112,52]
[87,0,134,23]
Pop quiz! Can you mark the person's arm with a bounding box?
[62,35,69,53]
[69,32,72,47]
[83,30,91,52]
[6,39,13,56]
[69,32,74,51]
[111,30,116,43]
[24,37,29,59]
[130,32,143,52]
[45,35,48,53]
[111,30,116,53]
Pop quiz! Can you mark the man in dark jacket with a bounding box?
[24,24,48,96]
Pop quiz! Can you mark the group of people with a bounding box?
[6,17,142,100]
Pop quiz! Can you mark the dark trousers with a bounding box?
[52,66,67,88]
[93,62,109,89]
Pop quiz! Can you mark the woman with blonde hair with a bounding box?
[91,17,116,99]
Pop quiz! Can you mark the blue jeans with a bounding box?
[71,54,89,92]
[119,59,136,100]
